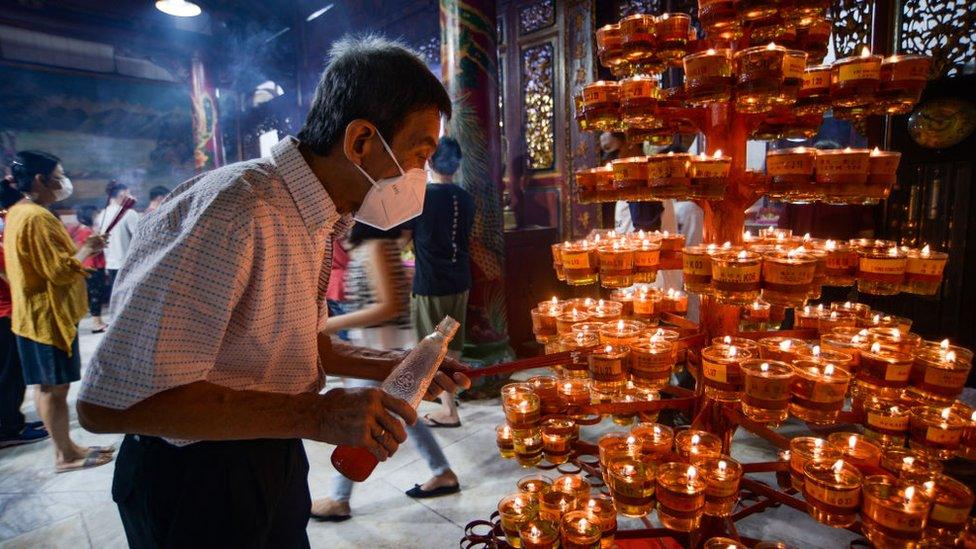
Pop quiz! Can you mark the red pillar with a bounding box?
[190,53,224,172]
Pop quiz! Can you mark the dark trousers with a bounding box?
[106,269,119,308]
[113,435,311,549]
[0,316,26,437]
[85,269,107,318]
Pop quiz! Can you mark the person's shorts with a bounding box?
[16,335,81,386]
[411,291,468,354]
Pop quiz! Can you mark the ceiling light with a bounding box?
[306,4,334,22]
[155,0,202,17]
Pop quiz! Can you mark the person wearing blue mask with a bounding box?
[76,35,471,547]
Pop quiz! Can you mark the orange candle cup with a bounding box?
[823,239,858,286]
[560,331,600,378]
[655,13,692,65]
[631,422,675,463]
[909,406,968,460]
[828,432,882,468]
[582,81,621,132]
[863,399,911,448]
[584,495,617,549]
[795,64,832,116]
[712,335,760,356]
[781,49,809,101]
[560,510,602,549]
[796,345,855,373]
[689,150,732,199]
[701,344,753,402]
[556,308,592,335]
[553,474,591,507]
[541,419,576,465]
[598,241,636,288]
[561,241,599,286]
[657,231,686,263]
[803,458,863,528]
[519,518,560,549]
[599,320,642,348]
[820,327,870,374]
[861,477,932,549]
[633,239,662,283]
[598,432,637,485]
[922,474,975,547]
[619,14,657,66]
[588,344,631,396]
[630,339,677,390]
[698,455,743,517]
[605,456,656,518]
[595,23,626,72]
[911,343,973,404]
[957,405,976,461]
[631,288,660,321]
[790,361,852,425]
[866,148,901,199]
[660,288,687,315]
[880,448,943,486]
[675,430,723,463]
[830,300,872,318]
[539,485,578,521]
[576,168,609,203]
[831,47,883,107]
[558,378,592,413]
[740,297,772,332]
[858,246,908,296]
[712,250,762,304]
[741,359,794,426]
[513,427,545,467]
[879,54,932,115]
[758,336,807,363]
[608,288,636,318]
[647,152,692,199]
[795,304,824,329]
[683,48,734,106]
[904,246,948,296]
[734,43,790,114]
[499,493,541,548]
[497,424,516,459]
[698,0,738,34]
[681,244,714,294]
[620,75,659,129]
[503,385,542,429]
[611,156,650,202]
[610,383,657,426]
[766,146,815,199]
[518,473,554,496]
[656,463,707,531]
[856,342,913,402]
[529,375,566,416]
[588,299,624,324]
[761,249,817,307]
[817,309,857,334]
[789,437,842,492]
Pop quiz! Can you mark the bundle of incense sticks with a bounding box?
[103,196,136,235]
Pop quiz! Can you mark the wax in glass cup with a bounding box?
[518,473,554,496]
[828,432,882,468]
[647,152,691,199]
[598,432,637,487]
[620,75,659,129]
[817,310,857,334]
[741,359,794,427]
[560,510,602,549]
[619,14,657,67]
[630,338,677,390]
[803,459,863,528]
[683,48,734,105]
[922,474,975,547]
[712,335,760,356]
[588,344,630,397]
[831,300,872,318]
[761,249,817,307]
[556,309,592,335]
[498,493,540,548]
[531,298,562,344]
[657,231,686,263]
[911,342,973,404]
[866,148,901,200]
[513,427,545,467]
[611,156,649,202]
[789,437,841,492]
[561,241,599,286]
[861,476,932,549]
[703,539,748,549]
[542,419,577,465]
[558,378,592,413]
[503,385,541,429]
[740,297,772,332]
[820,327,870,373]
[701,344,753,402]
[529,376,565,416]
[553,474,591,508]
[599,320,643,348]
[831,47,883,107]
[630,288,660,321]
[656,462,706,531]
[539,485,578,521]
[863,399,911,448]
[631,422,674,464]
[519,518,560,549]
[595,23,626,72]
[734,43,790,113]
[880,448,943,486]
[675,429,723,463]
[758,336,807,363]
[610,383,657,426]
[867,327,922,355]
[588,299,623,324]
[608,288,636,318]
[878,54,932,115]
[766,146,816,199]
[497,424,516,458]
[559,331,599,378]
[909,406,968,460]
[632,239,662,283]
[711,250,762,304]
[682,244,715,294]
[823,240,858,286]
[582,80,621,133]
[655,13,691,65]
[858,246,908,296]
[605,456,656,518]
[855,342,913,402]
[790,361,851,425]
[697,455,743,516]
[795,304,824,329]
[583,495,617,549]
[796,345,855,373]
[904,245,948,296]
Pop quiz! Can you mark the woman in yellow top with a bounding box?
[2,151,113,473]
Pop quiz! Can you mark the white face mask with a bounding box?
[351,130,427,231]
[52,176,73,202]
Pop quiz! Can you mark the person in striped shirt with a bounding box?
[76,35,469,548]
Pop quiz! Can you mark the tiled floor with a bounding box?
[1,318,867,548]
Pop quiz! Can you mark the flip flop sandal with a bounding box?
[405,483,460,499]
[89,445,116,454]
[56,451,112,474]
[310,512,352,522]
[422,414,461,428]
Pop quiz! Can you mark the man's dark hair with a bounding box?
[429,136,462,176]
[76,204,98,227]
[348,221,402,248]
[149,185,170,201]
[106,180,128,199]
[298,34,452,155]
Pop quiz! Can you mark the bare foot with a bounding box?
[423,411,460,425]
[55,451,113,473]
[311,497,351,518]
[419,470,459,492]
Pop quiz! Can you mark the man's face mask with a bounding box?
[350,128,427,231]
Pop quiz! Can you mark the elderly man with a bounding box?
[77,35,468,548]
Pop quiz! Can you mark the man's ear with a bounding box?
[342,120,377,166]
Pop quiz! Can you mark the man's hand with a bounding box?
[314,387,417,461]
[423,356,472,401]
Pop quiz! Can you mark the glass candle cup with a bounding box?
[711,250,762,304]
[817,310,858,335]
[597,242,636,289]
[828,432,882,468]
[631,422,674,463]
[633,239,662,283]
[539,485,578,521]
[620,75,659,130]
[741,359,794,427]
[701,344,754,402]
[583,495,617,549]
[598,432,637,487]
[503,385,542,429]
[909,406,968,460]
[531,302,562,344]
[683,48,734,106]
[803,459,863,527]
[790,361,852,425]
[499,493,540,548]
[589,345,631,396]
[815,148,871,201]
[542,419,577,465]
[497,424,516,458]
[560,511,601,549]
[561,241,599,286]
[551,243,565,281]
[740,298,772,332]
[620,14,657,67]
[689,151,732,199]
[655,13,692,65]
[606,456,656,518]
[831,50,883,107]
[631,288,660,321]
[923,474,975,547]
[698,455,743,516]
[682,244,714,294]
[582,81,621,132]
[647,152,691,199]
[761,250,817,307]
[789,437,841,492]
[820,327,870,373]
[863,399,911,448]
[513,427,545,467]
[658,231,686,263]
[595,24,626,71]
[866,148,901,200]
[857,343,913,400]
[795,304,824,328]
[529,375,565,416]
[712,336,761,356]
[576,168,608,203]
[698,0,737,34]
[630,339,677,390]
[556,309,592,336]
[861,476,932,549]
[758,336,807,363]
[958,405,976,461]
[558,378,592,411]
[589,299,624,324]
[675,429,723,463]
[734,43,789,113]
[911,345,973,403]
[610,384,657,426]
[796,345,855,373]
[878,54,932,115]
[611,156,649,203]
[656,462,707,531]
[599,320,642,348]
[795,64,832,116]
[518,473,554,496]
[880,448,944,486]
[904,247,948,296]
[823,240,858,286]
[766,146,815,199]
[858,246,908,296]
[831,300,873,318]
[560,331,599,378]
[553,474,591,507]
[519,518,560,549]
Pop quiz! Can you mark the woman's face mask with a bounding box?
[349,128,427,231]
[51,176,73,202]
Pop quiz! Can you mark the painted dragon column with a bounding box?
[440,0,514,366]
[190,52,224,172]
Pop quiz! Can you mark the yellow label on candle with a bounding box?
[859,257,907,275]
[600,251,635,270]
[883,361,911,382]
[923,366,968,388]
[614,162,649,181]
[866,411,909,432]
[583,86,617,105]
[685,55,732,79]
[783,55,806,80]
[763,260,815,285]
[801,69,829,91]
[702,358,729,383]
[870,503,926,532]
[906,257,947,276]
[930,503,969,525]
[563,251,591,269]
[683,255,711,275]
[925,426,962,445]
[838,60,881,82]
[634,248,661,268]
[804,481,858,508]
[713,264,761,283]
[767,153,814,176]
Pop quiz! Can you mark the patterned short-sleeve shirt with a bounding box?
[79,137,352,443]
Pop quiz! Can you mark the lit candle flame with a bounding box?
[687,465,697,480]
[761,362,770,373]
[530,525,541,537]
[729,346,738,358]
[844,146,853,153]
[579,518,590,532]
[713,149,723,159]
[860,45,871,57]
[766,42,777,50]
[946,350,957,363]
[872,146,881,155]
[778,340,792,352]
[501,425,512,436]
[722,241,732,249]
[940,339,950,350]
[723,335,732,344]
[824,364,835,376]
[825,239,836,251]
[848,435,857,450]
[604,345,614,354]
[616,320,625,331]
[653,425,661,435]
[904,486,915,504]
[691,434,701,445]
[832,460,845,473]
[887,247,899,257]
[563,382,573,391]
[812,345,821,357]
[970,410,976,422]
[870,342,882,353]
[718,460,727,473]
[622,464,635,476]
[859,329,869,337]
[737,250,748,259]
[921,245,931,257]
[941,407,951,420]
[814,438,823,449]
[744,230,753,241]
[706,48,716,55]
